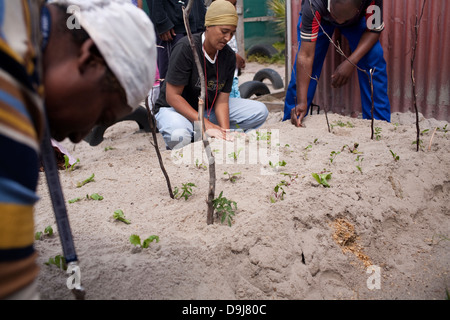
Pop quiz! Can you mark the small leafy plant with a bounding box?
[195,159,207,170]
[35,225,54,240]
[412,139,424,150]
[228,148,243,161]
[64,155,80,171]
[329,151,341,164]
[374,127,382,141]
[269,160,287,169]
[104,146,115,151]
[44,254,67,270]
[256,130,272,143]
[342,143,361,154]
[270,180,289,203]
[312,171,332,188]
[437,124,448,134]
[129,234,159,248]
[223,171,241,183]
[76,173,95,188]
[68,197,82,204]
[330,120,355,129]
[355,155,364,174]
[88,193,103,200]
[213,191,237,227]
[173,182,197,200]
[270,173,299,203]
[390,150,400,162]
[68,193,103,204]
[303,145,312,160]
[113,209,131,224]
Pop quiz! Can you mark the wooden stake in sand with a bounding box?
[183,0,216,225]
[145,94,174,199]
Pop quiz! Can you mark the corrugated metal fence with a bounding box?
[288,0,450,121]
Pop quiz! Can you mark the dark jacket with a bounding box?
[145,0,206,35]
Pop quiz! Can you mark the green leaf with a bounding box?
[90,193,104,201]
[44,226,53,236]
[312,172,332,188]
[76,173,95,188]
[35,231,43,240]
[311,173,321,184]
[64,155,70,170]
[68,197,82,204]
[142,235,160,248]
[114,209,131,224]
[129,234,141,247]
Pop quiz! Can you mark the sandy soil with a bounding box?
[33,63,449,300]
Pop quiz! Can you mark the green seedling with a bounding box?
[412,139,424,150]
[213,191,237,227]
[224,171,241,183]
[342,143,361,154]
[88,193,104,200]
[269,160,287,169]
[256,130,272,143]
[312,172,332,188]
[437,124,448,133]
[68,197,82,204]
[280,172,299,181]
[173,182,197,200]
[355,155,364,174]
[76,173,95,188]
[303,145,312,160]
[271,173,299,203]
[104,146,115,151]
[331,120,354,129]
[421,129,430,135]
[44,254,67,270]
[113,209,131,224]
[228,148,243,161]
[374,127,382,141]
[195,159,207,170]
[390,150,400,162]
[270,180,289,203]
[35,225,54,240]
[329,151,341,164]
[64,155,80,171]
[129,234,159,248]
[69,193,103,204]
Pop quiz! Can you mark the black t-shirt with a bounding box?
[300,0,384,42]
[154,33,236,115]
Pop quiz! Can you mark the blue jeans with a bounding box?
[284,14,391,122]
[155,98,269,150]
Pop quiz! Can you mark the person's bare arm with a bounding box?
[292,41,316,127]
[331,31,380,88]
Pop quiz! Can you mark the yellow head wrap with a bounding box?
[205,0,238,27]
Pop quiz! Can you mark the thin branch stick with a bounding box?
[183,0,216,225]
[145,94,174,199]
[411,0,427,152]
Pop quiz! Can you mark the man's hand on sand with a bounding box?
[290,104,308,127]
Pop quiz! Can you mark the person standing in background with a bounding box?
[146,0,206,79]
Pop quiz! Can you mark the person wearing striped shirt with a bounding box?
[284,0,391,127]
[0,0,156,299]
